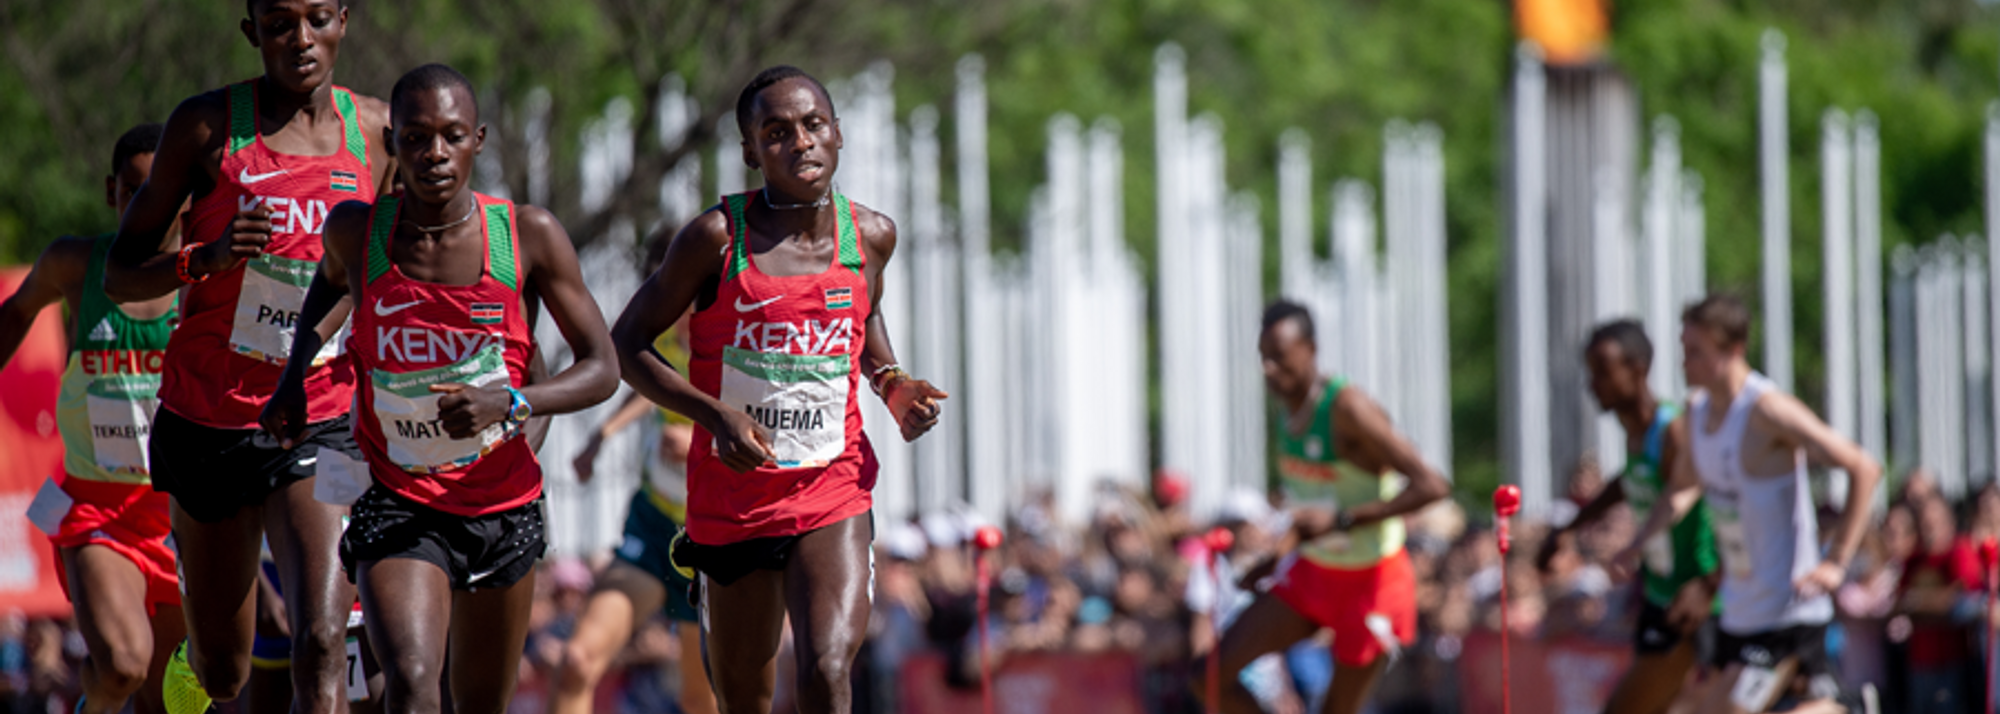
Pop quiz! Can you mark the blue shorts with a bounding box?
[612,489,698,622]
[251,561,290,668]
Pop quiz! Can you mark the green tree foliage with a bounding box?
[2,0,1993,499]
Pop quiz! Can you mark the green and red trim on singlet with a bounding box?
[683,190,876,545]
[159,78,371,429]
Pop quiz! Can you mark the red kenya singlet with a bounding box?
[160,79,371,428]
[351,194,540,516]
[685,191,876,544]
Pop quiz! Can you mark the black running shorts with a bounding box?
[150,408,359,524]
[339,485,546,592]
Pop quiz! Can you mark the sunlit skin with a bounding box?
[0,146,183,714]
[608,71,944,714]
[263,79,618,714]
[240,0,346,97]
[1202,315,1448,714]
[1612,314,1883,714]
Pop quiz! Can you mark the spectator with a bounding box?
[1897,497,1982,713]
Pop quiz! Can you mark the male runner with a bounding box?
[609,65,947,714]
[104,1,393,712]
[1538,319,1717,714]
[1203,300,1451,714]
[261,63,618,714]
[0,124,182,714]
[555,245,718,714]
[1617,294,1880,714]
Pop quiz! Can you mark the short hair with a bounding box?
[1681,293,1752,348]
[390,63,477,123]
[111,123,165,175]
[1586,319,1652,369]
[735,65,834,135]
[1261,299,1315,344]
[246,0,345,18]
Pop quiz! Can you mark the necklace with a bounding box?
[401,199,479,234]
[1286,379,1325,435]
[762,187,831,211]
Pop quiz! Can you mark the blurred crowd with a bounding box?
[12,464,2000,713]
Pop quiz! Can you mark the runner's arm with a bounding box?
[1756,392,1881,571]
[1321,384,1449,532]
[0,238,85,367]
[107,94,222,302]
[260,200,366,444]
[508,206,618,418]
[1613,416,1699,579]
[853,207,946,441]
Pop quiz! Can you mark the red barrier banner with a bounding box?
[899,652,1146,714]
[1456,633,1633,714]
[0,266,71,617]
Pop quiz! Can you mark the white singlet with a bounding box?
[1688,371,1833,635]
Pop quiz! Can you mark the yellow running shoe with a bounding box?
[162,640,213,714]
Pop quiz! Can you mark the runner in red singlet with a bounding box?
[103,2,393,712]
[609,65,947,714]
[0,124,183,714]
[262,63,617,714]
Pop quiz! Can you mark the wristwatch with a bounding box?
[505,387,532,429]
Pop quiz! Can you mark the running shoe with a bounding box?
[162,640,212,714]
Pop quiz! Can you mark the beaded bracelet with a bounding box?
[870,364,909,397]
[176,243,211,284]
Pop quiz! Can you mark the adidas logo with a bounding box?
[88,318,115,342]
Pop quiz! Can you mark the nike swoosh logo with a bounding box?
[374,299,422,317]
[239,167,289,184]
[735,295,782,312]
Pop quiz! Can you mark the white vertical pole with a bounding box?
[1677,172,1707,316]
[1644,117,1681,401]
[1509,44,1554,517]
[1334,181,1377,389]
[1822,109,1855,505]
[1891,247,1920,474]
[1382,122,1411,433]
[907,105,959,513]
[1155,43,1197,507]
[1593,165,1631,470]
[1417,124,1452,475]
[1280,130,1314,302]
[1942,244,1967,497]
[1965,252,1993,484]
[1228,192,1267,495]
[525,88,552,207]
[1854,111,1887,503]
[1987,103,2000,486]
[1087,118,1146,493]
[1760,29,1794,391]
[715,116,745,197]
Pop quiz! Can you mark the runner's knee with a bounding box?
[802,650,853,694]
[85,642,151,698]
[555,637,612,692]
[189,646,250,702]
[289,621,347,672]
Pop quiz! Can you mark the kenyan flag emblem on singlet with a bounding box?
[824,287,852,310]
[469,303,504,325]
[330,170,359,193]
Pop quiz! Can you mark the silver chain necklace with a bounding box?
[762,187,832,211]
[401,199,479,234]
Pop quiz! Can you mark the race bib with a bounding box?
[1710,501,1753,580]
[371,343,512,473]
[231,252,344,366]
[344,637,368,701]
[1643,532,1675,575]
[717,346,847,468]
[84,374,157,475]
[1730,664,1782,711]
[313,447,372,506]
[26,478,73,536]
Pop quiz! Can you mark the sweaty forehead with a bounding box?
[754,79,833,123]
[394,84,478,126]
[249,0,340,16]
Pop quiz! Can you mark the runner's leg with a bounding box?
[783,513,872,714]
[63,544,156,714]
[552,563,667,714]
[678,622,719,714]
[140,603,188,714]
[264,477,356,714]
[1201,594,1322,714]
[170,499,264,701]
[1605,641,1701,714]
[244,661,292,714]
[445,570,537,714]
[1319,656,1388,714]
[357,558,452,714]
[703,568,785,714]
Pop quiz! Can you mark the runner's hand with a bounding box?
[259,373,312,449]
[711,408,774,473]
[1606,544,1643,584]
[887,378,949,442]
[1534,528,1568,575]
[194,205,273,276]
[572,433,605,483]
[1794,560,1845,599]
[431,382,510,439]
[1666,578,1714,632]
